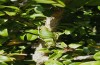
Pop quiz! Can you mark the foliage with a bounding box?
[0,0,100,65]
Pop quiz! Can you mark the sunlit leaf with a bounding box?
[39,26,54,39]
[98,6,100,10]
[39,48,50,53]
[56,42,67,48]
[4,6,20,12]
[0,29,8,37]
[30,14,46,19]
[34,0,56,4]
[0,11,5,16]
[80,61,100,65]
[63,60,72,65]
[45,60,63,65]
[0,56,11,62]
[34,6,44,14]
[52,0,65,7]
[26,33,38,41]
[4,11,16,16]
[49,50,63,60]
[20,34,26,40]
[93,51,100,60]
[25,29,38,35]
[69,62,81,65]
[64,30,71,35]
[69,43,82,49]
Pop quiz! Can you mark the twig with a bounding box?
[73,55,94,61]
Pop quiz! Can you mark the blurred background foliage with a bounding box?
[0,0,100,65]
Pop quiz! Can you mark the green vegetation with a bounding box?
[0,0,100,65]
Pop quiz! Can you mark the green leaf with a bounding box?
[45,60,63,65]
[39,27,54,39]
[34,6,44,14]
[52,3,65,7]
[26,33,38,41]
[56,42,67,48]
[64,30,71,35]
[80,61,100,65]
[30,14,46,19]
[0,56,11,62]
[20,34,26,40]
[63,60,71,65]
[25,29,38,34]
[39,48,50,53]
[49,50,63,60]
[44,38,53,42]
[97,6,100,10]
[34,0,56,4]
[0,29,8,37]
[52,0,65,7]
[4,11,16,16]
[69,43,82,49]
[93,51,100,60]
[0,62,8,65]
[0,11,5,16]
[69,62,81,65]
[4,6,20,12]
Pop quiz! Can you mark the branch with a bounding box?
[73,55,94,61]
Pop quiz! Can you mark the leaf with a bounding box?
[52,0,65,7]
[0,56,11,62]
[4,11,16,16]
[69,43,82,49]
[39,26,54,39]
[63,60,71,65]
[0,29,8,37]
[0,11,5,16]
[4,6,20,12]
[26,33,38,41]
[97,6,100,10]
[69,62,81,65]
[20,34,26,40]
[49,50,63,60]
[93,51,100,60]
[30,14,46,19]
[45,60,63,65]
[25,29,38,35]
[56,0,66,7]
[39,48,50,53]
[34,6,44,14]
[80,61,100,65]
[35,0,65,7]
[64,30,71,35]
[34,0,56,4]
[0,62,8,65]
[44,38,53,42]
[56,42,67,48]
